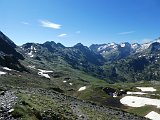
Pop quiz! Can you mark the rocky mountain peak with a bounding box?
[73,43,84,48]
[0,31,16,48]
[73,43,89,51]
[0,31,24,60]
[148,42,160,53]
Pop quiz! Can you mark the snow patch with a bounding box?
[38,72,50,79]
[78,86,86,91]
[34,47,36,51]
[69,83,73,85]
[38,69,53,73]
[131,43,139,49]
[120,96,160,108]
[31,46,34,50]
[0,71,7,75]
[2,67,12,71]
[63,81,67,83]
[97,43,118,52]
[127,92,148,95]
[138,55,142,58]
[8,109,14,113]
[145,111,160,120]
[121,43,126,47]
[113,93,117,97]
[38,69,53,79]
[98,45,108,51]
[27,46,37,57]
[136,87,156,92]
[28,51,34,57]
[27,65,36,69]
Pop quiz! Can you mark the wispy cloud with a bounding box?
[76,31,80,34]
[118,31,135,35]
[21,21,29,25]
[57,33,67,37]
[39,20,61,29]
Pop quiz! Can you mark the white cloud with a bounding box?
[39,20,61,29]
[76,31,80,34]
[118,31,135,35]
[57,33,67,37]
[21,22,29,25]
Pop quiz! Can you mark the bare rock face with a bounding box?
[0,31,25,71]
[0,31,24,60]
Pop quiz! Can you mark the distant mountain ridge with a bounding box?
[20,41,106,78]
[20,39,160,64]
[1,30,160,82]
[89,39,160,61]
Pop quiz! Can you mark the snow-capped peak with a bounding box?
[139,42,152,51]
[131,43,140,50]
[97,43,118,52]
[154,39,160,43]
[120,43,126,47]
[110,42,116,46]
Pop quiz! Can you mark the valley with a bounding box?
[1,31,160,120]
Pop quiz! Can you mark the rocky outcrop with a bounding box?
[0,91,18,120]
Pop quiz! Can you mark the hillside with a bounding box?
[0,31,25,71]
[1,31,160,120]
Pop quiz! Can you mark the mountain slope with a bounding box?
[103,48,160,82]
[0,31,25,71]
[90,42,136,61]
[0,31,157,119]
[0,31,24,59]
[19,41,106,78]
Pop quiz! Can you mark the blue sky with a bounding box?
[0,0,160,47]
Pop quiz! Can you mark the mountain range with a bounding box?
[1,31,160,83]
[1,31,160,119]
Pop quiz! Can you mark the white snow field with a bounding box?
[145,111,160,120]
[120,96,160,108]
